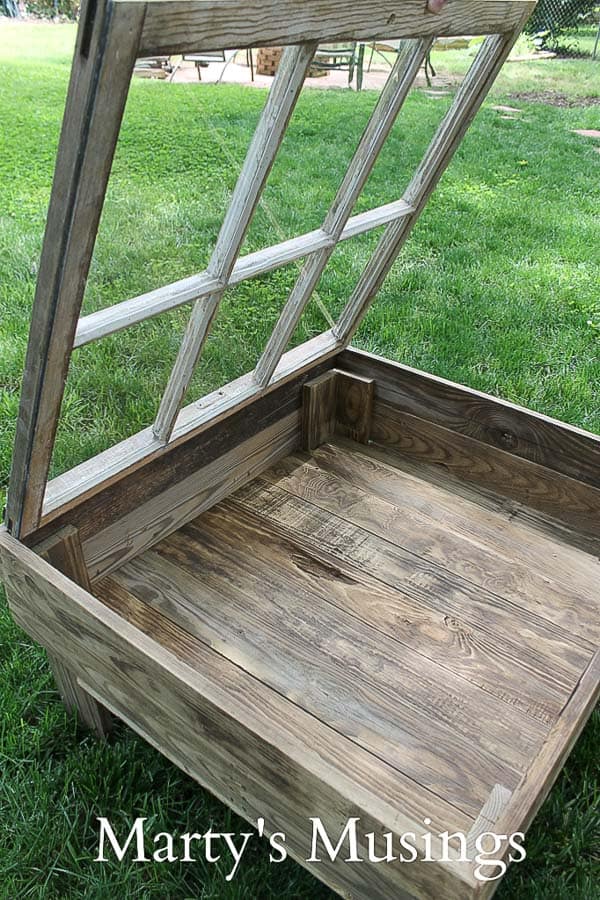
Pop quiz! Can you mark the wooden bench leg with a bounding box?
[35,525,112,737]
[48,654,111,738]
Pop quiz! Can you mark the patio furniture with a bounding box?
[312,42,366,89]
[169,49,254,83]
[133,56,173,79]
[366,39,436,86]
[183,50,227,80]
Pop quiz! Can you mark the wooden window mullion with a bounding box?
[152,42,318,443]
[252,37,432,388]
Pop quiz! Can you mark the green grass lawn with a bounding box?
[1,19,599,900]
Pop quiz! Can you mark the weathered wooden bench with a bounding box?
[1,1,598,897]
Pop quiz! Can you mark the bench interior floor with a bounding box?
[95,437,599,833]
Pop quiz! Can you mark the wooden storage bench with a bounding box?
[1,1,598,898]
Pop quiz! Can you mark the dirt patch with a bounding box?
[509,91,600,108]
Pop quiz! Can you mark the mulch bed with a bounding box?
[509,90,600,108]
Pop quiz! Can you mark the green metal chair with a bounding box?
[311,42,365,89]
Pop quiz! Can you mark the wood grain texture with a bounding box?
[335,372,374,444]
[370,401,600,543]
[48,656,112,737]
[478,651,600,900]
[31,362,329,559]
[38,336,339,531]
[302,371,337,452]
[0,527,478,900]
[6,1,144,539]
[339,347,600,491]
[3,410,596,900]
[234,478,594,700]
[154,43,317,441]
[74,199,413,347]
[129,529,539,806]
[465,783,512,862]
[82,411,301,579]
[35,524,93,591]
[211,500,573,727]
[300,442,600,643]
[136,0,536,57]
[35,525,112,735]
[345,435,600,566]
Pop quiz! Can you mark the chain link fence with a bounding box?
[524,0,600,56]
[1,0,78,18]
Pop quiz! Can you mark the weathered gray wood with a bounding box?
[172,512,553,755]
[303,369,374,452]
[197,498,573,726]
[153,43,317,443]
[334,29,525,344]
[370,401,600,543]
[35,524,93,590]
[136,0,536,57]
[308,441,600,642]
[119,540,528,817]
[479,650,600,900]
[5,3,592,899]
[0,527,477,900]
[48,656,112,737]
[253,39,431,387]
[35,525,112,735]
[340,347,600,491]
[465,783,512,861]
[235,479,594,694]
[6,0,145,540]
[38,333,340,530]
[82,412,301,579]
[342,434,600,586]
[336,372,374,444]
[302,371,338,452]
[73,198,413,348]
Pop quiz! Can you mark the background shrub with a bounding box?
[525,0,599,52]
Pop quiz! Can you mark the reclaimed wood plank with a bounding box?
[343,436,600,571]
[0,527,477,900]
[335,372,374,444]
[82,411,300,579]
[370,402,600,543]
[299,443,600,643]
[119,540,526,816]
[37,379,306,545]
[154,43,317,442]
[339,347,600,491]
[233,479,594,693]
[38,334,340,529]
[465,783,512,862]
[302,371,337,452]
[35,524,93,591]
[47,657,112,737]
[6,0,145,539]
[188,500,569,726]
[35,525,112,735]
[136,0,536,57]
[479,651,600,900]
